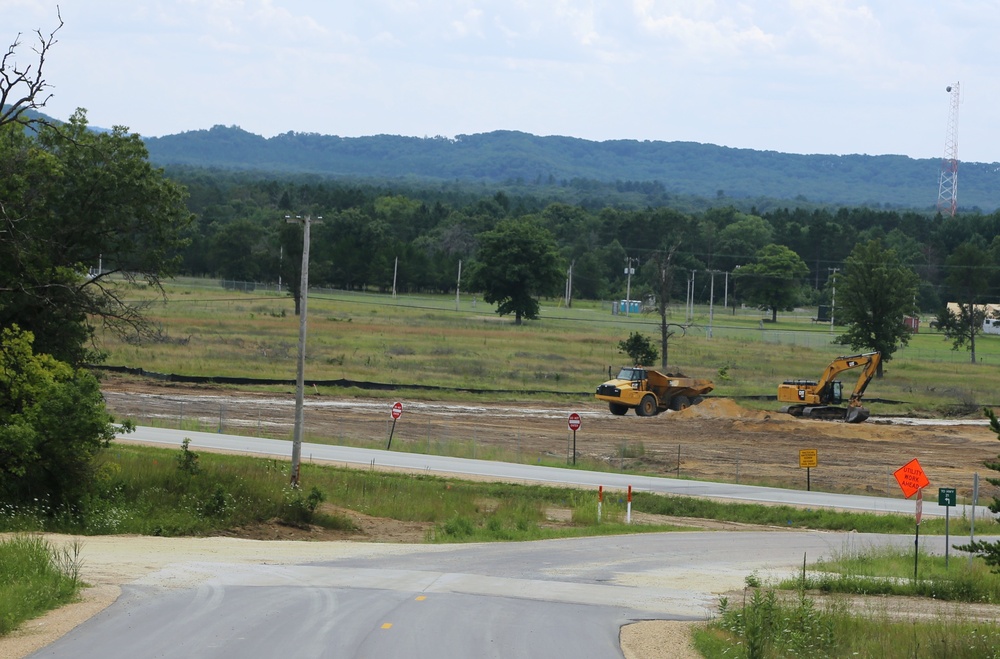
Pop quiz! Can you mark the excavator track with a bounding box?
[782,404,870,423]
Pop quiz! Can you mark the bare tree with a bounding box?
[649,242,683,370]
[0,8,62,128]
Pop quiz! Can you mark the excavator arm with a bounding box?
[844,352,881,422]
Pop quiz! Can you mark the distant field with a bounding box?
[97,277,1000,415]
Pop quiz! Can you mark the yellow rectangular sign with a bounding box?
[799,449,818,468]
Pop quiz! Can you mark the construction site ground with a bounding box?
[101,375,999,502]
[6,377,1000,659]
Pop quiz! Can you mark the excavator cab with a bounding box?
[823,381,843,405]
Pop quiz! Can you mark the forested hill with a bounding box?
[143,126,1000,211]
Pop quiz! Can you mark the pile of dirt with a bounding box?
[676,397,773,421]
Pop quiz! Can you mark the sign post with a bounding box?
[938,487,957,567]
[568,413,582,466]
[893,458,929,582]
[626,485,633,524]
[597,485,603,523]
[914,487,923,580]
[799,449,818,491]
[970,473,980,568]
[386,401,403,450]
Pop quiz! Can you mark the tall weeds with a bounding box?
[0,535,83,635]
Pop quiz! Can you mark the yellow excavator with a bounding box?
[777,351,881,423]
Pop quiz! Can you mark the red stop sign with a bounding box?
[391,401,403,419]
[568,412,582,431]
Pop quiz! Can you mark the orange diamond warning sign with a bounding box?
[894,458,930,499]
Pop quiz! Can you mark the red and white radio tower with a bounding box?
[936,82,960,216]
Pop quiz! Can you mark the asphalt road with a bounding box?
[31,531,936,659]
[119,426,983,518]
[29,428,985,658]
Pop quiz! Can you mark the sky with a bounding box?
[2,1,998,162]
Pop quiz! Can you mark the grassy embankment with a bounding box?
[5,442,976,539]
[693,541,1000,657]
[100,277,1000,414]
[0,535,82,635]
[694,582,1000,658]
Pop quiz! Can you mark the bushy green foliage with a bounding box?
[0,326,127,511]
[175,437,201,474]
[617,331,658,366]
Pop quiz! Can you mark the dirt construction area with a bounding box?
[101,375,999,501]
[5,378,1000,659]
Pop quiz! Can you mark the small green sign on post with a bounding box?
[939,487,957,566]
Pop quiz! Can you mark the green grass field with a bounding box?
[100,277,1000,415]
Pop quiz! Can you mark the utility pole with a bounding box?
[685,273,692,322]
[286,214,322,488]
[455,259,462,311]
[689,270,697,322]
[392,256,398,299]
[708,270,717,338]
[828,267,839,332]
[565,260,574,308]
[624,257,639,316]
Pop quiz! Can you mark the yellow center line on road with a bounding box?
[381,623,393,629]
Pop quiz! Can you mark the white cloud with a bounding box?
[1,1,998,160]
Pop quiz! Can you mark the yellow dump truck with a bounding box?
[596,367,714,416]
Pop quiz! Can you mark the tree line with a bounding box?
[167,168,1000,310]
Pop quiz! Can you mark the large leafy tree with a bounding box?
[934,241,998,364]
[836,240,919,378]
[0,326,126,510]
[469,218,563,324]
[734,244,808,322]
[0,110,191,365]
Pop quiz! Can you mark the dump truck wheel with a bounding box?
[691,396,705,405]
[637,395,657,417]
[609,402,628,416]
[670,395,690,411]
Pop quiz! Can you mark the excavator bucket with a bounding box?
[844,406,870,423]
